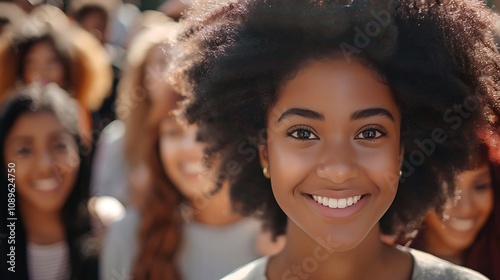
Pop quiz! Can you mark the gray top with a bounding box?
[101,209,262,280]
[90,120,128,203]
[221,246,488,280]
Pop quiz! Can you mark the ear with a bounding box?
[398,146,405,171]
[259,143,269,169]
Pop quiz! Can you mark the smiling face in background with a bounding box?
[159,118,216,202]
[260,58,402,252]
[3,111,79,213]
[23,40,65,86]
[424,163,494,255]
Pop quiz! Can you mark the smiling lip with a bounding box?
[33,178,61,192]
[304,193,369,218]
[445,217,476,233]
[182,163,205,179]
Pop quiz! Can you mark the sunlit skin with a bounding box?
[3,111,79,244]
[422,163,494,265]
[159,119,215,199]
[159,118,243,226]
[23,41,65,86]
[260,59,412,280]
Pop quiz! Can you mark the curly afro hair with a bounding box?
[171,0,500,238]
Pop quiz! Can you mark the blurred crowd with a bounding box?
[0,0,499,280]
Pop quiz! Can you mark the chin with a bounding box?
[314,232,365,253]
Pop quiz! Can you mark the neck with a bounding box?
[188,187,243,226]
[19,202,65,245]
[269,221,402,280]
[421,231,463,265]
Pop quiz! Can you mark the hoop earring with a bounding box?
[263,166,270,178]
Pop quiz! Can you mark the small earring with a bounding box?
[263,166,270,178]
[399,170,402,176]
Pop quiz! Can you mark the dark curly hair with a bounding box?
[171,0,500,238]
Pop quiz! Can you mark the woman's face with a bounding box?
[3,111,80,213]
[159,118,216,202]
[260,58,402,251]
[425,163,494,252]
[23,41,65,86]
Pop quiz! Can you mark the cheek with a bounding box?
[10,162,33,196]
[3,152,32,191]
[23,67,35,83]
[359,147,401,194]
[159,139,176,176]
[160,138,172,171]
[58,159,79,188]
[55,151,80,174]
[50,63,65,84]
[475,190,494,218]
[424,211,446,236]
[267,141,316,193]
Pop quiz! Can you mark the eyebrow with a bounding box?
[351,108,394,122]
[6,136,32,146]
[474,172,491,181]
[278,108,325,122]
[277,107,395,123]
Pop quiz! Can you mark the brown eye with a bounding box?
[53,142,68,152]
[287,128,319,140]
[354,126,387,141]
[362,130,376,138]
[474,183,491,192]
[17,147,32,156]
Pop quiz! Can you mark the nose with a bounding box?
[180,125,205,156]
[36,150,56,178]
[315,142,360,184]
[452,189,474,216]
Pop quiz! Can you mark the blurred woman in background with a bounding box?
[0,5,112,144]
[411,144,500,279]
[91,16,176,206]
[0,84,98,280]
[101,23,283,280]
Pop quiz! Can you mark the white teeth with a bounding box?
[33,178,59,191]
[312,195,363,209]
[184,163,204,174]
[447,218,474,232]
[322,197,329,206]
[347,197,353,206]
[338,199,347,208]
[328,198,338,208]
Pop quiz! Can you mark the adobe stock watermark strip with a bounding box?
[6,162,16,273]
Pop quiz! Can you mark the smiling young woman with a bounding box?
[0,84,97,280]
[261,58,402,253]
[411,144,500,279]
[171,0,500,279]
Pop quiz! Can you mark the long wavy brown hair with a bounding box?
[121,21,185,279]
[116,20,178,169]
[131,114,184,280]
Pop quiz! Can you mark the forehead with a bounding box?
[7,111,65,140]
[30,40,55,52]
[457,163,491,183]
[272,59,399,120]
